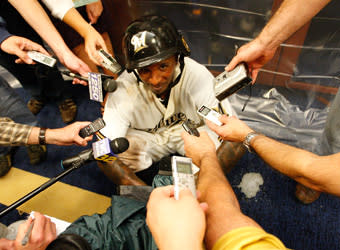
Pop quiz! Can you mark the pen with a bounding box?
[21,220,34,246]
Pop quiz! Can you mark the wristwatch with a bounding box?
[243,132,259,153]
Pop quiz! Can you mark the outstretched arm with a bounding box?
[226,0,331,81]
[182,131,261,249]
[62,7,107,65]
[207,115,340,197]
[27,121,93,146]
[8,0,91,76]
[0,35,49,64]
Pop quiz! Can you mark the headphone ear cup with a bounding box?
[179,35,191,56]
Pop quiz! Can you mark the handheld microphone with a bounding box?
[60,71,117,93]
[61,137,129,169]
[88,72,118,102]
[93,137,129,163]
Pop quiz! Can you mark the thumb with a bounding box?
[16,50,34,64]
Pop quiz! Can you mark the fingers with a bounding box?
[225,55,241,72]
[72,78,88,86]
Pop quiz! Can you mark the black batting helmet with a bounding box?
[123,15,190,71]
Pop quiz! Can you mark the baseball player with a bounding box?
[98,15,245,183]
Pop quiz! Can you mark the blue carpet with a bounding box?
[1,80,340,250]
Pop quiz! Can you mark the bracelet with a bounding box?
[243,132,260,153]
[39,128,47,145]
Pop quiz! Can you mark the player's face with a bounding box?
[137,56,177,95]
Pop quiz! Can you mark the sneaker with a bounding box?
[0,152,12,177]
[295,183,321,204]
[26,145,47,165]
[27,98,45,115]
[58,98,77,123]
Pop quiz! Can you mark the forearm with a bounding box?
[8,0,73,58]
[62,8,92,38]
[198,153,260,249]
[258,0,331,49]
[251,135,337,193]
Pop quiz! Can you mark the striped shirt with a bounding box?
[0,117,33,146]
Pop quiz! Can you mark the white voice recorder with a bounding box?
[98,49,122,74]
[197,105,222,126]
[171,156,196,200]
[27,51,57,67]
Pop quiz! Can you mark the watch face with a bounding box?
[243,132,258,152]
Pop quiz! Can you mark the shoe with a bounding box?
[0,152,12,177]
[58,98,77,123]
[26,145,47,165]
[295,183,321,204]
[27,99,45,115]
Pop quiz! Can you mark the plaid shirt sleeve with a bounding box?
[0,117,33,146]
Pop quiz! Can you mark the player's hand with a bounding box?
[206,115,254,142]
[146,186,207,250]
[0,36,49,64]
[181,131,216,167]
[225,38,277,82]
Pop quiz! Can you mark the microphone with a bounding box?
[88,72,118,102]
[93,137,129,163]
[60,71,117,94]
[61,137,129,169]
[102,78,117,92]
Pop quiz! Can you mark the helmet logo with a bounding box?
[131,31,148,54]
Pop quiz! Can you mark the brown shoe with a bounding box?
[295,183,321,204]
[26,145,47,165]
[0,153,12,177]
[58,98,77,123]
[27,99,45,115]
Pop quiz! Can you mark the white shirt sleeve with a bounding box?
[41,0,74,20]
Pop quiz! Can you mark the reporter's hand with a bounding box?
[83,26,107,66]
[14,212,56,250]
[86,0,103,24]
[0,238,14,250]
[46,121,93,146]
[181,131,216,167]
[0,36,49,64]
[57,50,90,85]
[225,38,277,82]
[146,186,206,250]
[206,115,254,142]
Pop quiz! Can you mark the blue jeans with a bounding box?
[0,77,38,156]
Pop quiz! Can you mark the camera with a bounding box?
[214,63,252,101]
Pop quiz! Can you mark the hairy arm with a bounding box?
[182,131,261,249]
[207,115,340,197]
[226,0,331,80]
[251,135,340,196]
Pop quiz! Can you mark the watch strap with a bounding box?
[243,132,259,153]
[39,127,47,145]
